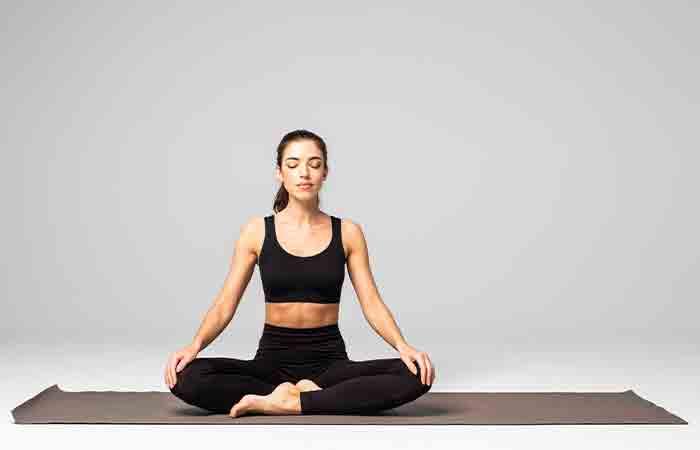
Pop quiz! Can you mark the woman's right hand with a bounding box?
[165,344,199,389]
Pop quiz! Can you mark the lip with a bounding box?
[298,183,313,188]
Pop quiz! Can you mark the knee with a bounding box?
[169,358,208,404]
[399,360,432,395]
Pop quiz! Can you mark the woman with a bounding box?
[164,129,436,417]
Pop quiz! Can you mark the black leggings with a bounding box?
[169,322,431,414]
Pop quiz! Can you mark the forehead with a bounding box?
[284,139,322,159]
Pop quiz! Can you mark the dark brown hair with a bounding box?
[273,129,328,213]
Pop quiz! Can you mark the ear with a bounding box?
[274,166,283,184]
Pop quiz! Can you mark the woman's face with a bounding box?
[276,139,327,199]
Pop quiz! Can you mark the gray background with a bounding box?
[2,0,698,446]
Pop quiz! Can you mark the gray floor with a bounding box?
[3,342,696,449]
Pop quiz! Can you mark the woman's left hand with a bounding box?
[397,342,435,386]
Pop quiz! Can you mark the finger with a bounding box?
[416,357,426,385]
[422,353,434,385]
[424,357,433,385]
[403,357,417,375]
[169,357,178,388]
[166,357,173,387]
[165,357,172,387]
[421,356,429,385]
[421,354,431,384]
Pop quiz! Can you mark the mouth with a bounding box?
[298,183,313,188]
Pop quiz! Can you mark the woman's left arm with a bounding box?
[343,219,435,386]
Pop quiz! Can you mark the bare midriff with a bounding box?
[265,302,340,328]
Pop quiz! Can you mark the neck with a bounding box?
[278,203,324,227]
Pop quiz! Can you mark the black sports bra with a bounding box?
[257,214,346,304]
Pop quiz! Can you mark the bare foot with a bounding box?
[296,379,322,392]
[229,393,263,418]
[229,382,302,417]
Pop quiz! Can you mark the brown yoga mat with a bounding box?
[11,384,687,425]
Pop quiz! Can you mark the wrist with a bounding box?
[190,340,203,353]
[396,341,411,353]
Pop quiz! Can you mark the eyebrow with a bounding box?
[284,156,322,161]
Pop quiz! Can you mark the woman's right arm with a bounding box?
[190,216,261,351]
[165,216,262,388]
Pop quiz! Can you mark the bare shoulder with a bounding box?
[237,215,266,256]
[239,215,265,235]
[340,217,363,236]
[339,217,367,255]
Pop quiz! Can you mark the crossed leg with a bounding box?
[170,357,286,414]
[170,356,325,416]
[170,356,431,416]
[299,357,432,415]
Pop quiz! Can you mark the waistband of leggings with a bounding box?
[262,322,341,335]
